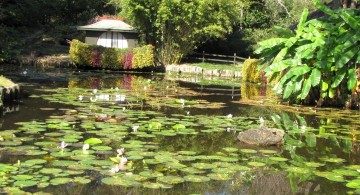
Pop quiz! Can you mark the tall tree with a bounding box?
[109,0,248,65]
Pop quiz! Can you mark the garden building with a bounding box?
[77,18,138,49]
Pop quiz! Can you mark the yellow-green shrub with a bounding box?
[242,59,262,83]
[132,45,154,69]
[69,39,92,67]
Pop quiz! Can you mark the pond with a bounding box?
[0,65,360,194]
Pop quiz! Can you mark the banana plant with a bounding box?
[255,0,359,105]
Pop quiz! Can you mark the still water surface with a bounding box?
[0,66,359,194]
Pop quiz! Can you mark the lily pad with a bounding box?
[184,175,210,182]
[157,176,184,184]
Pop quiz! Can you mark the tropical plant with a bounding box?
[255,0,360,107]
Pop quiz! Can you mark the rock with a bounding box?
[237,126,284,146]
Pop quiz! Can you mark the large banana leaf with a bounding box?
[296,8,309,36]
[347,69,357,90]
[340,11,359,30]
[255,38,287,54]
[273,26,295,38]
[335,45,359,69]
[301,78,312,100]
[313,0,334,16]
[331,70,346,88]
[283,81,295,99]
[309,68,321,87]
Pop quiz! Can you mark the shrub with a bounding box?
[132,45,154,69]
[241,59,262,83]
[69,40,154,70]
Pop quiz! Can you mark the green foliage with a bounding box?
[132,45,154,69]
[69,39,93,67]
[110,0,243,65]
[241,59,262,83]
[69,39,154,70]
[255,1,360,106]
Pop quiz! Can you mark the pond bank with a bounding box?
[166,64,242,78]
[17,54,72,68]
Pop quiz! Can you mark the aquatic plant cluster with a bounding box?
[0,74,359,194]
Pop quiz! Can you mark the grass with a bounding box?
[0,76,17,88]
[189,62,242,71]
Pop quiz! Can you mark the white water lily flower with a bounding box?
[259,117,265,127]
[132,126,139,132]
[92,89,98,94]
[60,141,68,150]
[226,114,233,119]
[82,144,90,151]
[117,148,125,157]
[78,95,84,101]
[115,87,119,91]
[179,99,185,106]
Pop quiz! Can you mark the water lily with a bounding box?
[259,117,265,127]
[90,97,97,102]
[115,87,119,91]
[132,126,139,132]
[78,95,84,101]
[109,164,120,173]
[226,114,233,119]
[122,107,126,110]
[179,98,185,106]
[92,89,98,94]
[226,127,231,132]
[59,141,68,150]
[186,111,190,115]
[83,144,90,152]
[117,148,125,157]
[120,157,128,166]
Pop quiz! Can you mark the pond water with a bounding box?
[0,65,360,195]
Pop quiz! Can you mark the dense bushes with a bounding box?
[69,39,154,70]
[241,59,262,83]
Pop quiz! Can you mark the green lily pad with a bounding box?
[192,163,217,170]
[14,180,38,188]
[184,175,210,182]
[268,157,288,162]
[40,168,63,175]
[304,161,325,168]
[143,182,165,189]
[314,171,345,182]
[73,177,91,184]
[346,179,360,189]
[286,166,310,174]
[222,147,239,153]
[12,175,34,181]
[248,162,266,167]
[157,176,184,184]
[207,173,233,181]
[240,149,258,154]
[92,146,112,151]
[84,138,102,145]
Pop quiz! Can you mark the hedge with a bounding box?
[69,39,154,70]
[241,59,262,84]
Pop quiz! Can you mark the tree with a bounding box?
[255,0,360,107]
[109,0,246,65]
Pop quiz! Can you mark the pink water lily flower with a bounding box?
[117,148,125,157]
[120,157,128,166]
